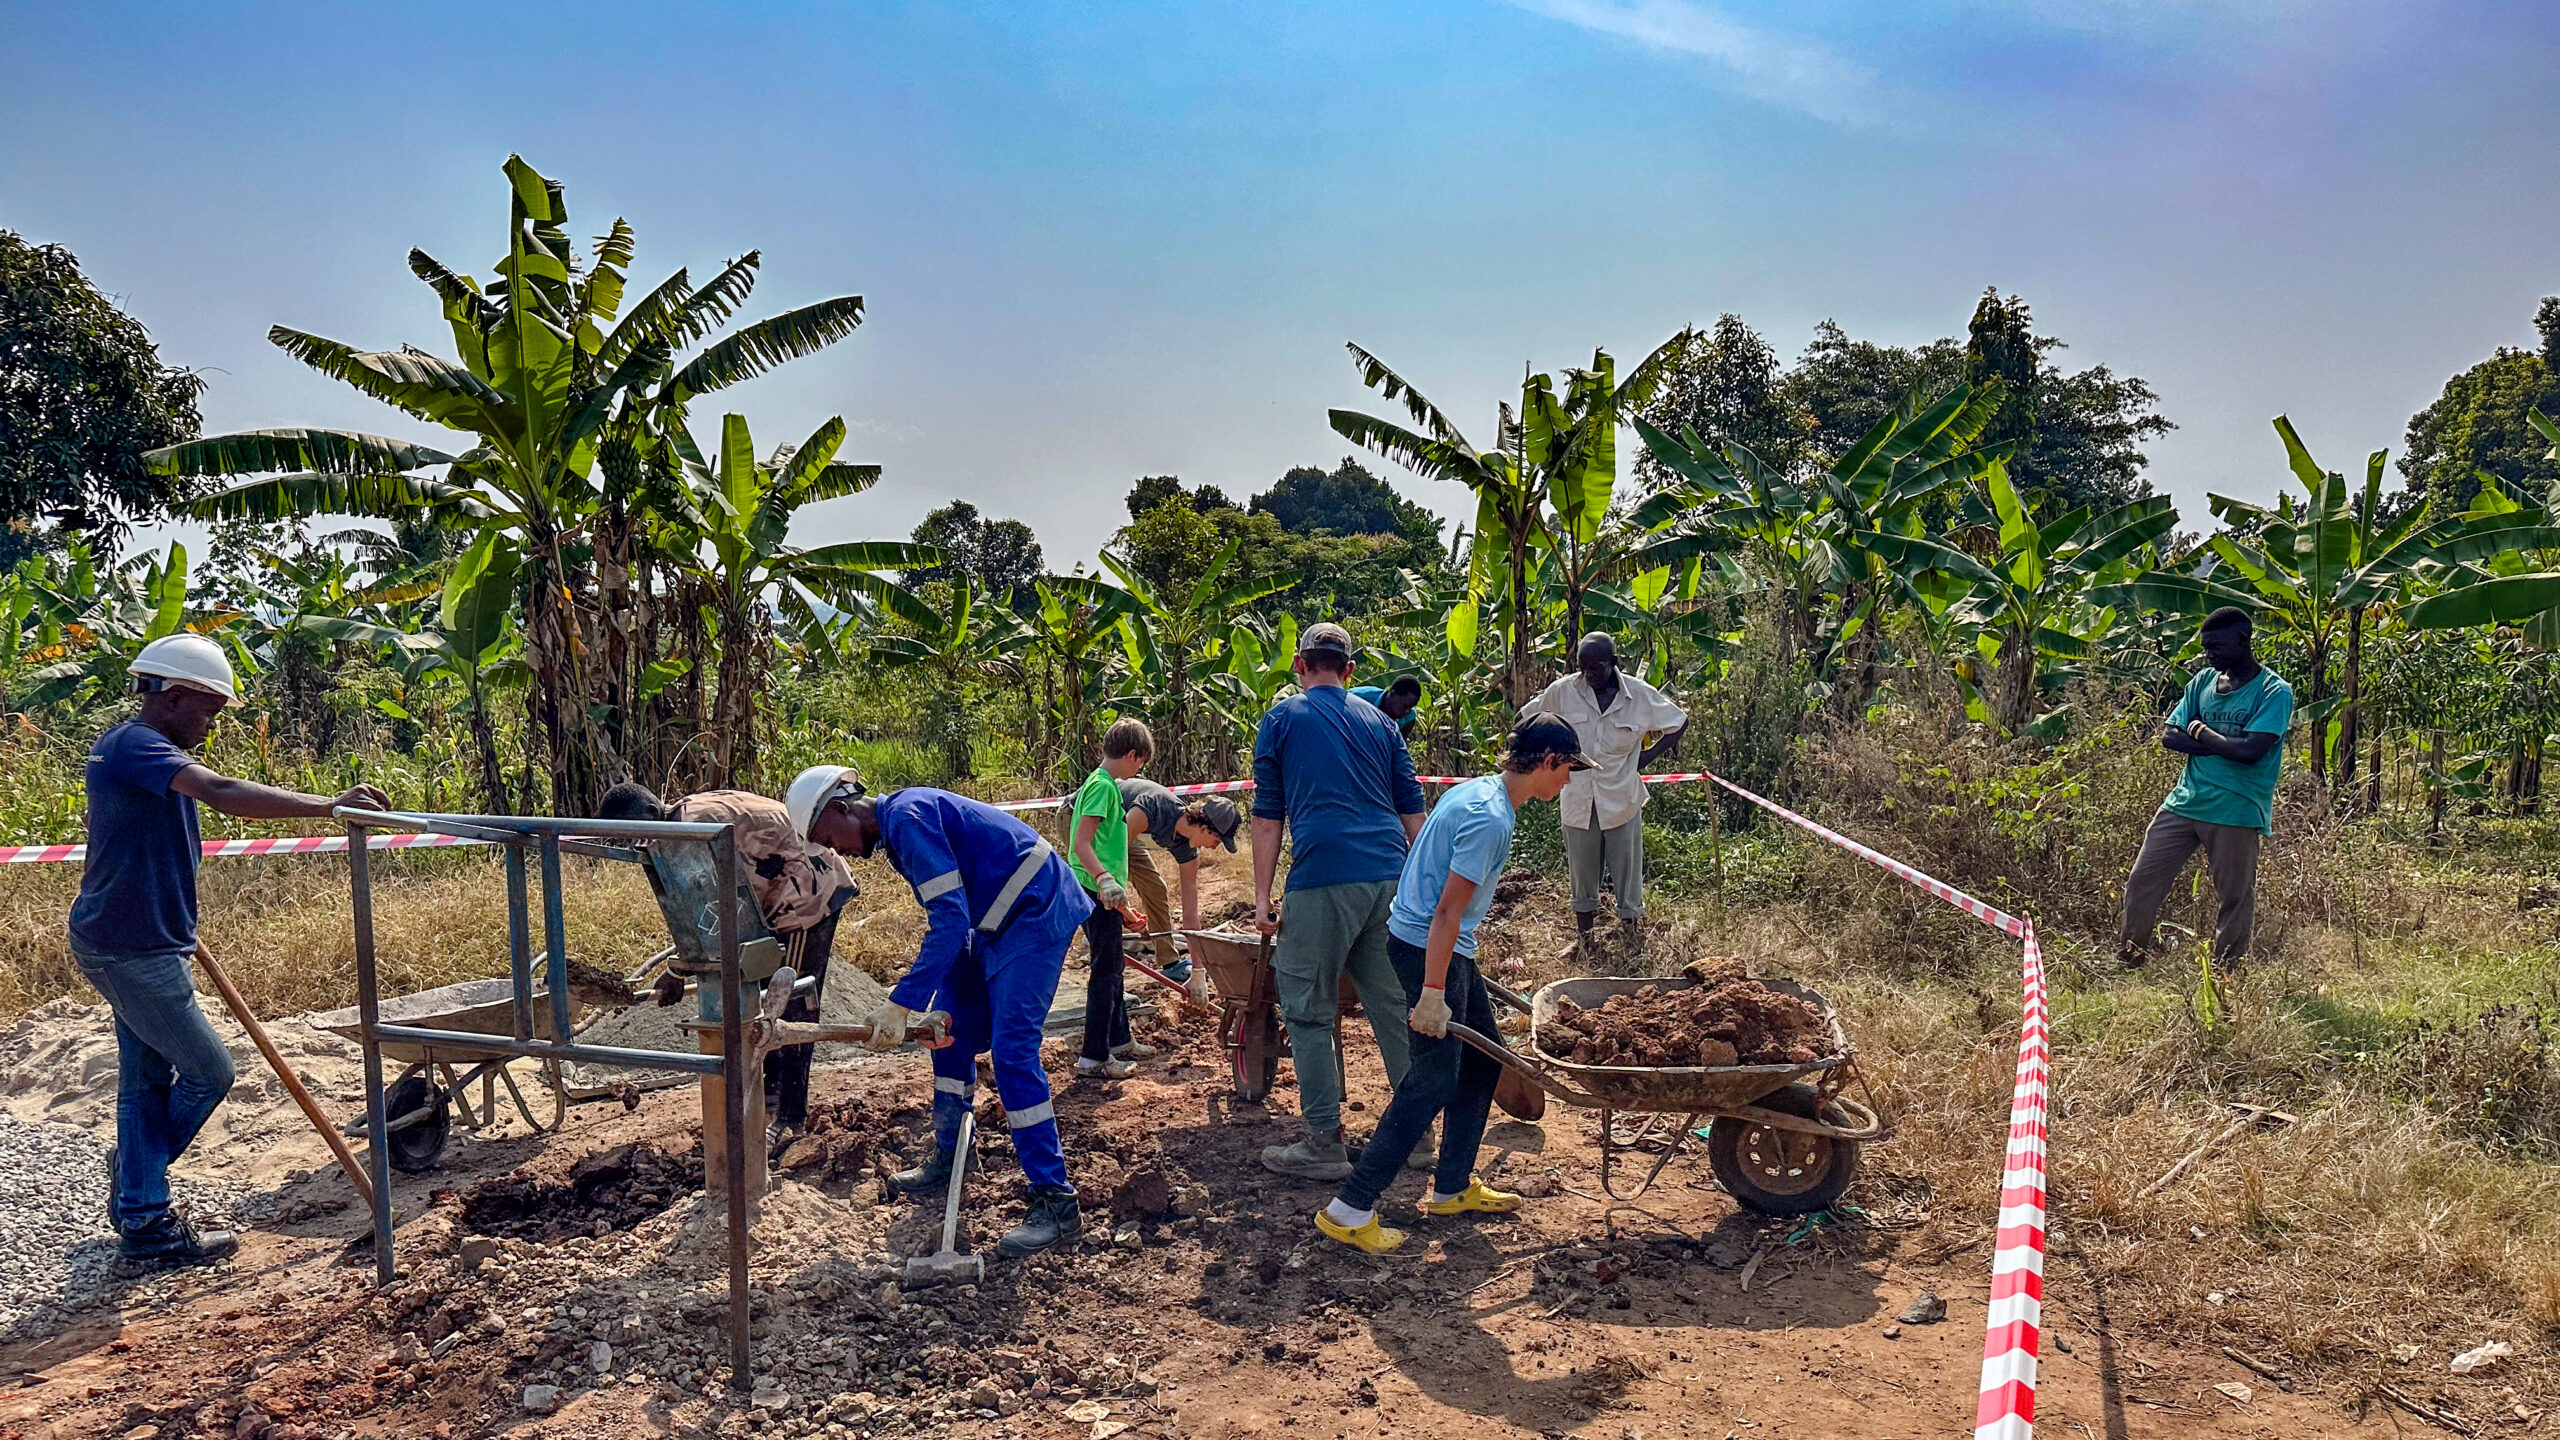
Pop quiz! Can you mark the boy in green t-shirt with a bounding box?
[1070,718,1153,1078]
[2120,608,2295,965]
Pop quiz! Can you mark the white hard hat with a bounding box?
[784,764,864,840]
[130,633,237,702]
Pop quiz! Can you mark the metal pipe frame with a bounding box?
[343,809,753,1381]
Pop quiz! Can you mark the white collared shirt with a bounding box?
[1523,672,1689,832]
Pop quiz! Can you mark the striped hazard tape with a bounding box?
[0,832,491,865]
[1672,767,2046,1440]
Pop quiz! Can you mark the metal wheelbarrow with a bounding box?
[312,978,579,1172]
[1184,928,1288,1103]
[1183,926,1378,1104]
[1450,974,1889,1215]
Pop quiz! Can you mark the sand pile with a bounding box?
[1,995,370,1172]
[1538,958,1828,1068]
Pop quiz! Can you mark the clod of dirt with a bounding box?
[1538,961,1826,1068]
[458,1142,700,1242]
[1111,1168,1174,1219]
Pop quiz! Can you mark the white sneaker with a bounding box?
[1077,1057,1138,1080]
[1110,1041,1159,1061]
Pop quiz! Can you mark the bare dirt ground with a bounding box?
[0,855,2501,1440]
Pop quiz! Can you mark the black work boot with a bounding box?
[113,1214,238,1277]
[998,1186,1083,1258]
[892,1148,957,1198]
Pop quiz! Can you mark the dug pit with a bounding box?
[458,1141,701,1242]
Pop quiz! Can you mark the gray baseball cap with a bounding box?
[1299,621,1355,661]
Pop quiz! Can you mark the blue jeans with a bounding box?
[73,943,236,1234]
[1338,936,1499,1211]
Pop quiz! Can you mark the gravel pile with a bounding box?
[0,1113,247,1337]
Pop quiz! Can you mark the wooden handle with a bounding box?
[193,941,375,1208]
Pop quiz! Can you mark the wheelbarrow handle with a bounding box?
[1482,976,1534,1016]
[1444,1023,1610,1110]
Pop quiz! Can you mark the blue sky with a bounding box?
[5,0,2556,562]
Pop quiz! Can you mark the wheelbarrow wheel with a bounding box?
[1232,1005,1282,1104]
[383,1072,451,1173]
[1707,1083,1859,1216]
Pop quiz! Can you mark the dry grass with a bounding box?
[1590,696,2560,1414]
[0,844,949,1022]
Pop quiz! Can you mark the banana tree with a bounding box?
[1869,469,2177,734]
[867,579,1030,780]
[239,542,441,755]
[16,543,254,710]
[1329,347,1544,706]
[1633,381,2012,705]
[1523,338,1692,650]
[298,530,523,812]
[1197,610,1305,774]
[1103,535,1295,781]
[655,413,933,788]
[1019,575,1139,787]
[1362,566,1509,777]
[145,155,870,813]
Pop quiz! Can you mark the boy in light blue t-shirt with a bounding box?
[1314,716,1585,1256]
[2120,608,2294,965]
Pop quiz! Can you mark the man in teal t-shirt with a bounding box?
[2119,608,2294,965]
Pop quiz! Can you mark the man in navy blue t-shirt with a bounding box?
[1250,623,1428,1180]
[71,635,384,1274]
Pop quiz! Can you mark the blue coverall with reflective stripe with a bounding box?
[876,788,1091,1189]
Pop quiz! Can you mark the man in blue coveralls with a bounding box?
[787,765,1093,1257]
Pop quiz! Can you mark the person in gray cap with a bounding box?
[1251,621,1428,1180]
[1522,632,1688,960]
[1118,780,1240,988]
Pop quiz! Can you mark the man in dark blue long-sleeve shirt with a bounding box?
[1249,622,1426,1180]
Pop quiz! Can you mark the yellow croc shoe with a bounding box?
[1420,1180,1524,1216]
[1314,1209,1409,1255]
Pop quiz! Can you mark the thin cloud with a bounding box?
[1508,0,1887,128]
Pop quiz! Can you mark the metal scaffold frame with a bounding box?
[335,806,758,1382]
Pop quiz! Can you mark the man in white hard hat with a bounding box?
[71,634,387,1275]
[786,765,1095,1259]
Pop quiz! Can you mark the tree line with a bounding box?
[4,157,2559,841]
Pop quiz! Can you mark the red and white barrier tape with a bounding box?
[1673,768,2045,1440]
[988,778,1256,812]
[0,832,490,865]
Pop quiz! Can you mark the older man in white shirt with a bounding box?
[1523,632,1689,960]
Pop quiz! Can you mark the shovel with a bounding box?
[901,1109,984,1288]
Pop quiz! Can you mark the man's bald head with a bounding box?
[1577,632,1618,687]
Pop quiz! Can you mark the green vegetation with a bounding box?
[6,155,2560,1387]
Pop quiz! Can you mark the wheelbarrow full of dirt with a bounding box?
[1449,974,1888,1215]
[312,978,580,1172]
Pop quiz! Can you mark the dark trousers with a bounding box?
[764,908,843,1127]
[2119,809,2263,961]
[1339,936,1499,1211]
[1078,902,1132,1061]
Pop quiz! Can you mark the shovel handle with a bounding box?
[194,941,377,1208]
